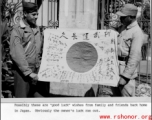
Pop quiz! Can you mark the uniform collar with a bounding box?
[19,19,38,28]
[19,19,27,28]
[126,20,138,30]
[19,19,39,34]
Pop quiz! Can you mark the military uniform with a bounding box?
[117,20,146,96]
[10,19,43,97]
[9,1,52,98]
[115,4,147,97]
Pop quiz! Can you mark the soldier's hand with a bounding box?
[119,77,127,86]
[118,77,127,91]
[29,73,38,80]
[118,76,130,91]
[29,73,38,85]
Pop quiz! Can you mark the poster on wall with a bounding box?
[38,29,119,87]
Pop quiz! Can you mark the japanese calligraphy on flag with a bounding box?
[38,29,119,87]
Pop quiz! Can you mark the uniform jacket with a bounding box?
[10,20,42,76]
[118,20,147,79]
[9,20,43,97]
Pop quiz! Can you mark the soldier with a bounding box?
[9,1,49,97]
[115,4,146,96]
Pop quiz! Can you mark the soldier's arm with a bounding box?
[9,28,33,76]
[121,30,144,80]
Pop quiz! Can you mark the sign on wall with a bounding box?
[38,29,119,87]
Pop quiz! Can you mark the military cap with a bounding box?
[116,4,138,16]
[22,1,38,13]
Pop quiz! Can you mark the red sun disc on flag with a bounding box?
[66,42,98,73]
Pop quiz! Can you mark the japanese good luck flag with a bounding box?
[38,29,119,87]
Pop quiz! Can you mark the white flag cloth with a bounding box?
[38,29,119,87]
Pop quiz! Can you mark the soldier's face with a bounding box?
[120,16,131,26]
[25,12,38,26]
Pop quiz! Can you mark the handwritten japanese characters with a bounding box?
[38,29,119,86]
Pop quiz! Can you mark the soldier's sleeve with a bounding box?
[10,28,33,76]
[121,30,144,79]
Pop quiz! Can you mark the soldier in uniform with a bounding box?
[115,4,146,96]
[9,1,49,97]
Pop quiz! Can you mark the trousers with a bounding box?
[13,64,50,98]
[118,61,136,97]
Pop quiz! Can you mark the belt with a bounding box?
[118,56,128,61]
